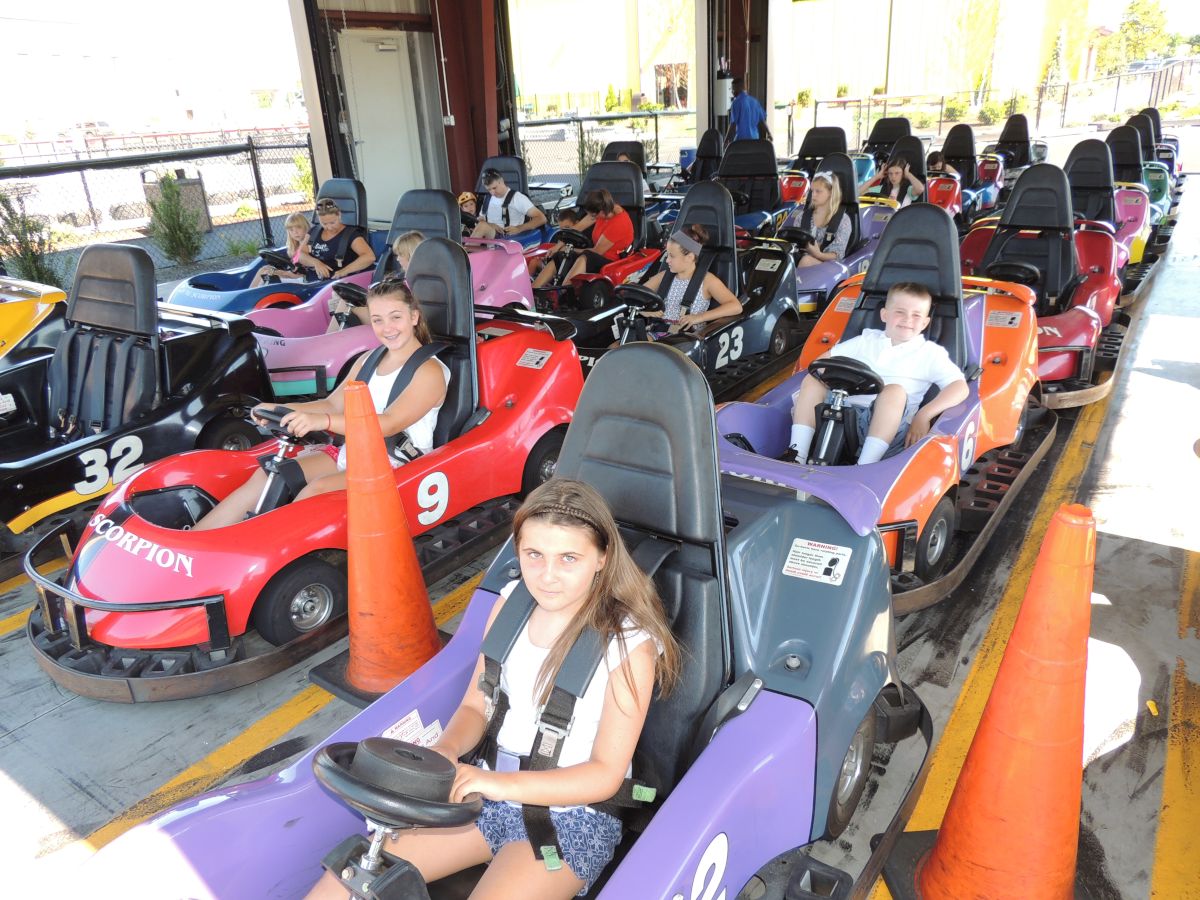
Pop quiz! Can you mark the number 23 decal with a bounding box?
[671,832,728,900]
[74,435,145,494]
[715,327,744,369]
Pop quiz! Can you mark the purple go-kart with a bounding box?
[78,342,929,899]
[248,189,535,399]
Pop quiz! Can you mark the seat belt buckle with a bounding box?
[477,672,501,720]
[534,712,573,758]
[539,845,563,871]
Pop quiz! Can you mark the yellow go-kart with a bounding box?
[0,274,67,371]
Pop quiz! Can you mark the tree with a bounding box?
[1043,28,1065,86]
[1122,0,1170,62]
[147,174,203,266]
[0,193,62,287]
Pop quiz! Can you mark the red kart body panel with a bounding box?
[781,172,809,205]
[924,175,962,217]
[1035,306,1103,382]
[977,157,1005,204]
[69,322,584,649]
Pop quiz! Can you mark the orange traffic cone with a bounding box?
[881,503,1096,899]
[309,381,441,705]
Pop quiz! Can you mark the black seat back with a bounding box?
[1063,140,1116,224]
[674,181,739,292]
[888,135,927,183]
[691,129,724,181]
[791,126,847,176]
[580,161,646,250]
[602,141,648,175]
[48,244,160,438]
[1125,114,1158,163]
[555,341,728,797]
[979,164,1077,306]
[814,152,861,253]
[862,116,910,165]
[475,156,529,194]
[716,139,780,215]
[315,178,368,228]
[1106,125,1145,184]
[940,123,978,189]
[847,205,966,369]
[994,114,1032,168]
[374,190,461,281]
[404,238,478,446]
[1139,107,1164,143]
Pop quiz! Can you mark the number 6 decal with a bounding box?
[416,471,449,526]
[671,832,728,900]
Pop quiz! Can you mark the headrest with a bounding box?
[797,126,848,159]
[580,161,644,211]
[696,128,724,159]
[814,152,856,204]
[1105,126,1144,168]
[862,204,961,302]
[68,243,158,335]
[999,164,1073,230]
[675,181,736,250]
[1125,114,1156,158]
[941,123,976,159]
[888,135,926,180]
[405,238,473,341]
[556,343,723,545]
[315,178,368,228]
[718,138,778,177]
[1138,107,1163,142]
[386,189,460,245]
[601,141,647,174]
[865,117,911,146]
[476,156,529,195]
[1063,140,1114,191]
[997,113,1031,145]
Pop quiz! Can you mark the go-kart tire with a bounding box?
[521,429,565,497]
[915,495,957,582]
[252,557,347,646]
[198,416,263,452]
[825,707,875,838]
[769,316,796,357]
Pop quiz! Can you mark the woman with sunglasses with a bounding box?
[782,170,852,269]
[300,198,377,282]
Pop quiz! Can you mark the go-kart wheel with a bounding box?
[259,249,293,270]
[198,416,263,452]
[253,556,347,645]
[825,707,876,838]
[614,284,664,312]
[915,495,957,582]
[807,356,885,397]
[984,260,1041,286]
[554,228,592,249]
[579,279,614,310]
[313,738,483,829]
[776,227,816,248]
[521,429,565,497]
[770,316,797,357]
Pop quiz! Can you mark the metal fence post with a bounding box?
[576,118,586,183]
[653,112,660,165]
[938,96,945,135]
[247,136,274,247]
[1060,83,1070,129]
[306,133,317,203]
[1114,75,1121,112]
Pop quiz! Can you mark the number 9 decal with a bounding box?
[416,471,449,526]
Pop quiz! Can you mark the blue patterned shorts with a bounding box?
[475,799,623,895]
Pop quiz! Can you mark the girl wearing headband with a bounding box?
[638,223,742,332]
[781,170,852,268]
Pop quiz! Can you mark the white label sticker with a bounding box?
[986,309,1023,328]
[382,709,427,742]
[754,258,782,272]
[0,393,15,415]
[517,348,552,369]
[479,326,513,339]
[782,538,853,585]
[417,720,444,747]
[835,296,856,313]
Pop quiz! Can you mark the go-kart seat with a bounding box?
[978,164,1079,312]
[1125,114,1159,164]
[404,238,479,446]
[1139,107,1164,144]
[47,244,161,439]
[554,341,729,799]
[814,152,863,254]
[580,160,647,250]
[1106,125,1146,185]
[474,155,529,195]
[790,126,848,176]
[315,178,368,228]
[602,141,647,175]
[888,135,928,188]
[993,114,1032,169]
[1063,139,1117,224]
[716,139,781,216]
[673,181,739,293]
[690,129,724,182]
[373,190,461,281]
[844,204,967,370]
[861,117,911,165]
[940,123,979,190]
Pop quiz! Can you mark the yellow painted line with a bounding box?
[870,394,1113,899]
[1149,552,1200,898]
[0,557,66,596]
[83,572,487,853]
[8,481,112,535]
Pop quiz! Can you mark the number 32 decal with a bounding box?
[671,832,728,900]
[73,436,145,494]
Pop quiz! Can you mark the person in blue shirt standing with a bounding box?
[726,77,773,143]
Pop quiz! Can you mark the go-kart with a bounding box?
[982,114,1048,201]
[853,116,911,185]
[961,164,1126,409]
[24,238,584,702]
[0,244,272,560]
[780,126,849,205]
[717,203,1055,613]
[0,273,67,372]
[1139,106,1184,186]
[248,189,534,399]
[75,341,931,900]
[1124,114,1178,243]
[167,178,385,315]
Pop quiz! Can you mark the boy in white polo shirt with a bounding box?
[787,281,969,465]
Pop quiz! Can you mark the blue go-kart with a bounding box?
[76,341,930,899]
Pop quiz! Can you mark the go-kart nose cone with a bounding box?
[345,738,456,803]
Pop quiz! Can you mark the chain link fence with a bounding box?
[0,136,315,285]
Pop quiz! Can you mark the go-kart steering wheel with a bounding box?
[984,260,1042,286]
[313,739,483,829]
[332,281,369,307]
[808,356,885,396]
[460,209,478,229]
[258,249,294,271]
[252,405,331,445]
[729,189,751,207]
[777,227,816,248]
[554,228,592,249]
[614,283,664,312]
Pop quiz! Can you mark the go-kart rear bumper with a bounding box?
[23,522,345,702]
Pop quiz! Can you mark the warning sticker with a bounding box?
[382,709,444,747]
[0,393,15,415]
[835,296,856,313]
[782,538,853,585]
[755,258,782,272]
[479,326,513,339]
[517,348,552,369]
[986,309,1023,328]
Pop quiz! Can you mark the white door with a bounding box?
[338,29,426,220]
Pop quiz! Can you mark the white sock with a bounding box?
[857,436,890,465]
[789,424,815,458]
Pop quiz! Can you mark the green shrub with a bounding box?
[0,192,62,287]
[147,174,204,265]
[837,84,850,98]
[796,88,813,108]
[577,132,605,177]
[944,97,968,122]
[291,153,314,202]
[604,85,619,112]
[234,201,257,219]
[912,112,935,129]
[223,235,261,257]
[978,101,1007,125]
